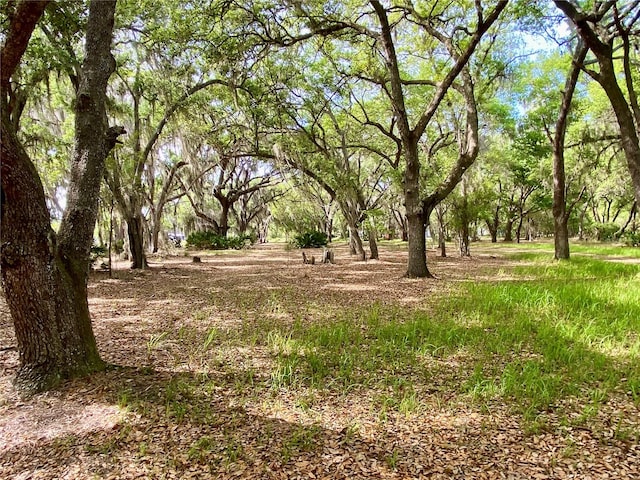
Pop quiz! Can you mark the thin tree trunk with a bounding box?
[617,201,637,237]
[348,224,366,261]
[516,213,524,244]
[435,206,447,257]
[151,209,163,253]
[486,210,499,243]
[368,227,379,260]
[553,42,586,259]
[109,199,114,278]
[458,180,470,256]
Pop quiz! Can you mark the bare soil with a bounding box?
[0,243,637,479]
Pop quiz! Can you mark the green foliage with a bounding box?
[265,249,640,426]
[113,238,125,255]
[90,244,107,264]
[186,231,253,250]
[593,223,620,241]
[622,231,640,247]
[293,231,328,249]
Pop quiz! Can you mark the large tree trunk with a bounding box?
[126,212,147,269]
[0,0,118,394]
[405,144,432,277]
[486,200,501,243]
[503,217,514,242]
[2,120,104,393]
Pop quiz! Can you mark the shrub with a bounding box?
[89,244,108,269]
[114,238,125,254]
[186,231,216,249]
[622,231,640,247]
[593,223,620,241]
[90,244,107,263]
[186,230,253,250]
[293,231,328,249]
[226,235,253,250]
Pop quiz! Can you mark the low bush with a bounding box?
[593,222,620,241]
[186,230,252,250]
[90,244,107,263]
[293,231,328,249]
[622,230,640,247]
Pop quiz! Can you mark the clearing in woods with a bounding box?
[1,242,639,479]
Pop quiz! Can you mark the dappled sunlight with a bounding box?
[2,243,640,478]
[323,283,379,292]
[0,400,123,455]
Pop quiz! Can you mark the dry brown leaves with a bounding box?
[0,243,638,479]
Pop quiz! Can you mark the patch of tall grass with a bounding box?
[268,250,640,422]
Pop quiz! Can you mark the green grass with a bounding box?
[479,238,640,259]
[267,246,640,424]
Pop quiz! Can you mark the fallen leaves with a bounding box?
[0,244,639,479]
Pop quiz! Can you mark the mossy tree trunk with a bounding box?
[0,0,121,394]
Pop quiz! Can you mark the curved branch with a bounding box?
[0,0,50,94]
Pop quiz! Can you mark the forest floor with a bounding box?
[0,241,639,479]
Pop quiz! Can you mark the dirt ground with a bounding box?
[0,243,637,479]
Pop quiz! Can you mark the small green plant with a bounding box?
[398,390,420,416]
[280,424,322,463]
[188,435,215,461]
[117,388,132,409]
[203,327,218,349]
[223,437,244,465]
[271,356,299,389]
[385,448,401,470]
[293,231,328,248]
[138,442,149,457]
[147,331,169,353]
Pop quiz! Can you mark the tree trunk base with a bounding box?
[14,358,105,396]
[405,270,435,279]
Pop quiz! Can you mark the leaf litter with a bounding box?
[0,243,638,479]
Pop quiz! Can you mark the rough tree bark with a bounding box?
[0,0,122,393]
